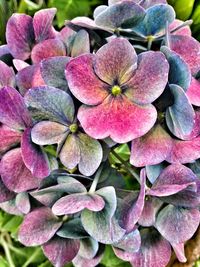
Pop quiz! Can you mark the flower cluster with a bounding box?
[0,1,200,267]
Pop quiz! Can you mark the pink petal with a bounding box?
[21,128,50,179]
[16,64,45,95]
[130,124,173,167]
[33,8,57,43]
[172,243,187,263]
[170,35,200,75]
[66,54,109,105]
[125,51,169,104]
[186,77,200,106]
[6,14,34,60]
[13,59,30,71]
[0,60,15,88]
[0,179,15,203]
[170,19,191,36]
[78,95,157,143]
[0,124,21,154]
[166,136,200,164]
[94,38,137,84]
[31,39,66,64]
[0,86,32,130]
[0,148,39,193]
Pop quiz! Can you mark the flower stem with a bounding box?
[110,150,140,183]
[89,164,104,193]
[0,233,15,267]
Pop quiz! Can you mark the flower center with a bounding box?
[69,123,78,133]
[111,85,122,96]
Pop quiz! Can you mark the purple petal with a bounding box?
[71,30,90,57]
[15,192,30,214]
[43,237,80,267]
[0,199,22,216]
[113,229,141,253]
[18,207,62,246]
[147,164,197,197]
[170,35,200,76]
[52,193,105,215]
[166,136,200,164]
[0,60,15,88]
[166,84,195,140]
[0,86,32,130]
[156,205,200,244]
[0,124,21,154]
[0,148,39,193]
[13,59,30,71]
[31,121,68,145]
[16,64,45,95]
[94,38,137,85]
[31,39,66,64]
[125,51,169,104]
[21,128,50,179]
[24,86,75,124]
[130,124,173,167]
[33,8,57,43]
[119,169,146,232]
[0,178,15,203]
[138,197,163,227]
[130,228,171,267]
[78,95,157,143]
[77,133,103,176]
[40,56,70,90]
[66,54,109,105]
[187,77,200,107]
[6,14,34,60]
[172,243,187,263]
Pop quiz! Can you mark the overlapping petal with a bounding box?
[0,60,15,88]
[187,77,200,106]
[0,124,21,154]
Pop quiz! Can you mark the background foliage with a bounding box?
[0,0,199,266]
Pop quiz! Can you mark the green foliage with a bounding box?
[168,0,195,20]
[48,0,100,27]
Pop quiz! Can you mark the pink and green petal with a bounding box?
[31,39,66,64]
[21,128,50,179]
[81,187,126,244]
[0,148,39,193]
[119,169,146,232]
[52,193,105,215]
[31,121,68,145]
[16,64,45,95]
[156,205,200,244]
[60,134,81,170]
[24,86,75,124]
[78,95,157,143]
[0,86,32,130]
[146,163,165,184]
[160,46,191,92]
[0,179,15,203]
[15,192,31,214]
[125,51,169,104]
[18,207,62,246]
[138,197,163,227]
[130,229,171,267]
[6,14,34,60]
[40,56,70,90]
[147,164,197,197]
[186,77,200,106]
[78,133,103,176]
[94,2,145,29]
[66,54,109,105]
[0,199,23,216]
[130,124,173,167]
[166,84,195,140]
[94,38,137,85]
[43,237,80,267]
[0,124,21,154]
[170,35,200,76]
[78,238,99,259]
[33,8,57,43]
[0,60,15,88]
[167,136,200,164]
[71,29,90,57]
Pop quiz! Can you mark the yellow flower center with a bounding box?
[111,85,122,96]
[69,123,78,133]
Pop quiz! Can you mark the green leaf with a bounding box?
[168,0,195,20]
[191,3,200,40]
[1,216,23,234]
[101,246,131,267]
[0,256,9,267]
